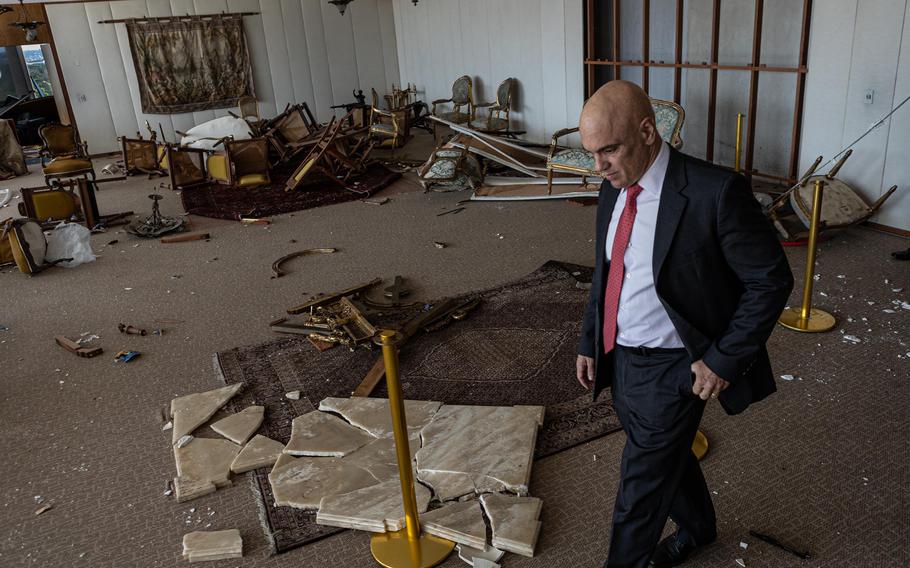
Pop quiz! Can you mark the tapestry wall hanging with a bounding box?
[127,15,255,114]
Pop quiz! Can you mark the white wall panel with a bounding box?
[879,3,910,229]
[48,0,398,152]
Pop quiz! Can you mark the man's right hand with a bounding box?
[576,355,595,390]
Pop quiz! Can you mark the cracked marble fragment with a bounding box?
[182,529,242,562]
[318,397,442,438]
[170,383,243,444]
[420,499,487,549]
[230,435,285,474]
[284,410,376,457]
[315,478,431,532]
[173,476,216,503]
[211,405,264,445]
[341,434,421,482]
[174,438,241,489]
[457,543,505,564]
[268,453,379,509]
[480,493,542,557]
[416,405,543,497]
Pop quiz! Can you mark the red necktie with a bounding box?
[603,183,644,354]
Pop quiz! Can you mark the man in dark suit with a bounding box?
[575,81,793,568]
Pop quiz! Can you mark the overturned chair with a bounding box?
[417,139,483,192]
[206,137,271,188]
[545,97,684,193]
[38,123,96,186]
[120,136,167,176]
[260,102,321,165]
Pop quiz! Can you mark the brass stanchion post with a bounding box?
[778,180,837,332]
[370,330,454,568]
[734,113,744,172]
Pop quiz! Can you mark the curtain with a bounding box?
[127,15,255,114]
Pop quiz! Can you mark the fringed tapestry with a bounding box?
[127,15,255,114]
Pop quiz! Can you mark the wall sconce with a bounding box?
[328,0,354,15]
[9,1,44,42]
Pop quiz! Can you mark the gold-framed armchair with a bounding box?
[206,137,270,188]
[472,78,515,133]
[431,75,474,140]
[38,123,95,186]
[120,136,167,176]
[369,88,407,149]
[416,139,483,192]
[545,97,686,194]
[165,145,208,191]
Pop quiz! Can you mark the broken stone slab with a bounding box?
[457,543,505,565]
[318,397,442,438]
[284,410,376,457]
[174,476,217,503]
[420,499,487,550]
[182,529,242,562]
[269,453,379,509]
[230,435,285,474]
[416,405,544,498]
[480,493,543,558]
[174,438,241,489]
[418,470,477,502]
[315,477,431,532]
[341,434,421,482]
[170,383,243,444]
[211,405,264,445]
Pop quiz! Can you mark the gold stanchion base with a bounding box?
[370,530,455,568]
[692,430,709,461]
[778,308,836,332]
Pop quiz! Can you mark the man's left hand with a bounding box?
[691,360,729,400]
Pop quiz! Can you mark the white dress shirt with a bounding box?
[605,141,684,348]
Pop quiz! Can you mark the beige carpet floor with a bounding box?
[0,143,907,567]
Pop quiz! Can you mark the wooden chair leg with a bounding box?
[546,168,554,196]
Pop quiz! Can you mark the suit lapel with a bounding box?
[652,149,688,279]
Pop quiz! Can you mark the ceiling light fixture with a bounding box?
[9,1,44,42]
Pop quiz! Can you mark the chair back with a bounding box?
[451,75,473,105]
[497,78,515,109]
[39,124,80,157]
[227,138,269,177]
[650,98,685,149]
[238,96,259,121]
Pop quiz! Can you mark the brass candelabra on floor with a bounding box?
[370,330,454,568]
[778,179,837,332]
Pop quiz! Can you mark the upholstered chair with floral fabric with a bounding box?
[431,75,475,141]
[472,78,515,133]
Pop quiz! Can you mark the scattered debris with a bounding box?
[735,559,746,567]
[35,504,53,516]
[118,323,148,336]
[162,421,173,431]
[437,207,465,217]
[100,163,122,176]
[780,374,795,381]
[76,333,100,345]
[434,241,447,249]
[740,541,749,550]
[128,193,186,237]
[210,406,264,445]
[362,197,389,206]
[271,248,337,279]
[114,350,141,363]
[285,391,301,401]
[0,324,9,332]
[842,335,861,344]
[56,335,103,358]
[749,530,810,559]
[174,476,216,503]
[0,188,10,208]
[160,232,210,244]
[176,435,194,449]
[171,384,243,444]
[240,217,270,225]
[287,278,382,314]
[575,281,592,290]
[182,529,243,562]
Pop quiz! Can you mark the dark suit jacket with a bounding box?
[578,148,794,415]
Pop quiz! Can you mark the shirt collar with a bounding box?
[624,141,669,197]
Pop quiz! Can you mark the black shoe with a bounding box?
[649,534,698,568]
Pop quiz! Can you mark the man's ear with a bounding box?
[639,117,658,144]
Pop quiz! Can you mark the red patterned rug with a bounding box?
[180,162,399,220]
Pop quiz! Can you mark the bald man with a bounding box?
[575,81,792,568]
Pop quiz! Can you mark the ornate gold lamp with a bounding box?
[370,330,454,568]
[778,179,837,332]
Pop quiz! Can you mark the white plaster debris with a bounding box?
[740,541,748,550]
[813,274,820,281]
[893,288,904,293]
[176,435,194,448]
[736,559,746,567]
[842,335,861,344]
[780,374,795,381]
[285,391,301,400]
[836,275,845,279]
[162,421,173,431]
[883,309,897,314]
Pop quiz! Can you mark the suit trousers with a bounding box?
[604,346,717,568]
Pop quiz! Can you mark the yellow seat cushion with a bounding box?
[157,146,169,170]
[237,173,268,187]
[207,154,230,182]
[32,191,77,221]
[43,158,93,175]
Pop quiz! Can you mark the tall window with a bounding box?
[21,45,52,97]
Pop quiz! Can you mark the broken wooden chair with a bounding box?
[260,102,321,165]
[206,137,271,188]
[285,118,347,192]
[546,98,686,194]
[120,135,167,177]
[369,88,409,151]
[165,145,208,190]
[38,123,95,186]
[472,78,515,134]
[417,138,483,192]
